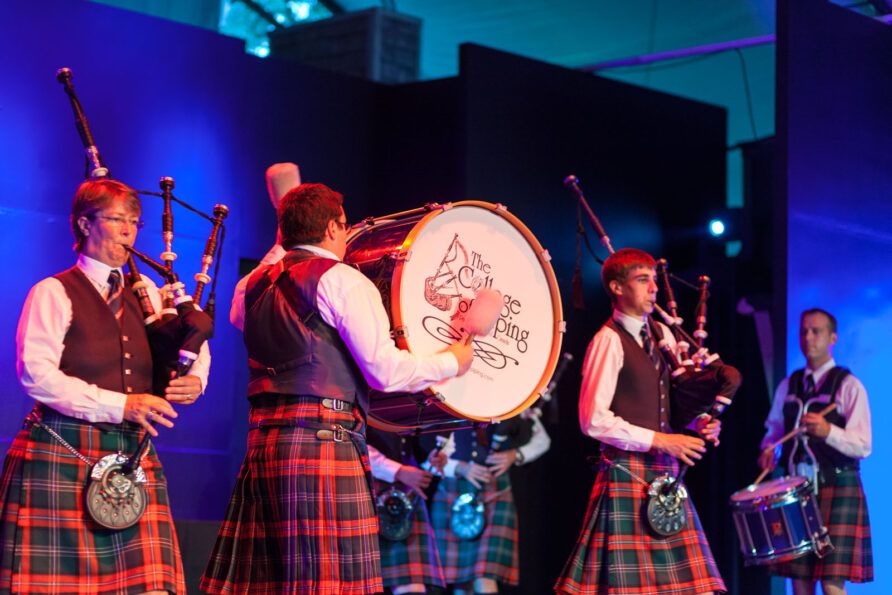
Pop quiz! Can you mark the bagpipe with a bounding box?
[565,175,742,537]
[56,67,228,528]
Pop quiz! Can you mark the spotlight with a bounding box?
[708,219,726,237]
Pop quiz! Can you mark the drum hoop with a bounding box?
[388,200,564,423]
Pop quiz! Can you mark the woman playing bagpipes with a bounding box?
[0,178,210,594]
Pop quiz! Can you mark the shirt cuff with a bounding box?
[824,424,843,451]
[443,459,460,478]
[376,458,403,483]
[437,351,459,378]
[96,388,128,424]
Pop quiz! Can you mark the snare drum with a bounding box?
[345,201,564,432]
[730,475,832,566]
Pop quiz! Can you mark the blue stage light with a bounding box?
[708,219,726,237]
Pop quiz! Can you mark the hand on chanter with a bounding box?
[457,461,492,488]
[652,432,706,466]
[694,415,721,446]
[395,465,435,499]
[164,373,203,405]
[124,393,178,436]
[485,449,517,478]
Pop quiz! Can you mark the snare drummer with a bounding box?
[202,183,474,595]
[555,248,725,595]
[758,308,873,594]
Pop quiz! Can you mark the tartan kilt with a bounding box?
[769,469,873,582]
[555,449,725,595]
[0,405,185,594]
[201,395,383,595]
[429,472,519,586]
[373,479,445,588]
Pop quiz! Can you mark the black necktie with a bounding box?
[803,373,816,397]
[640,326,660,370]
[106,270,123,322]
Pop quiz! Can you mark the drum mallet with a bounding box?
[463,288,503,345]
[753,402,837,485]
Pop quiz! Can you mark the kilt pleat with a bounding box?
[200,396,383,595]
[555,449,725,595]
[0,406,185,594]
[429,473,519,586]
[374,479,445,588]
[769,469,873,582]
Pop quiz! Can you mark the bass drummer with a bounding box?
[758,308,873,595]
[202,182,474,595]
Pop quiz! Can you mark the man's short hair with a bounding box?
[801,307,837,334]
[278,183,344,247]
[71,178,141,252]
[601,248,657,302]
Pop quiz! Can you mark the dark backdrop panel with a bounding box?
[779,1,892,592]
[456,44,729,594]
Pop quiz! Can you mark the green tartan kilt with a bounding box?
[554,449,725,595]
[0,405,185,594]
[374,479,445,588]
[429,472,519,586]
[769,468,873,582]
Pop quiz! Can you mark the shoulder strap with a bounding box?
[821,366,851,403]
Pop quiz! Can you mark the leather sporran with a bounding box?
[450,491,485,540]
[377,487,415,541]
[85,453,148,530]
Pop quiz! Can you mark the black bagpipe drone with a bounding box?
[565,175,742,537]
[56,67,228,529]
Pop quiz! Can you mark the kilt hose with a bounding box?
[373,479,445,589]
[769,468,873,583]
[0,405,185,594]
[555,449,725,595]
[201,395,383,595]
[429,473,519,587]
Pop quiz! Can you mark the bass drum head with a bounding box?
[392,202,562,422]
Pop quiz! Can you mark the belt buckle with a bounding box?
[332,425,349,442]
[322,398,348,412]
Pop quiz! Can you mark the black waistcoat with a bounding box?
[782,366,857,470]
[244,250,369,411]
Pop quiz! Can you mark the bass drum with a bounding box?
[345,201,564,432]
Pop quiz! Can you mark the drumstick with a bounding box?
[463,288,502,345]
[753,402,837,485]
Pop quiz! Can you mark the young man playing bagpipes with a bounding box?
[555,248,725,595]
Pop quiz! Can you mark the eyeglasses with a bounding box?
[93,215,146,230]
[334,219,349,230]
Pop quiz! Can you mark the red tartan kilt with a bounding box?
[201,395,383,595]
[555,448,725,595]
[373,479,445,588]
[0,405,185,594]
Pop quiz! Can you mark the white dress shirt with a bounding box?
[761,358,871,459]
[440,417,552,478]
[233,244,458,393]
[369,445,403,483]
[578,309,677,452]
[16,254,211,424]
[230,243,286,331]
